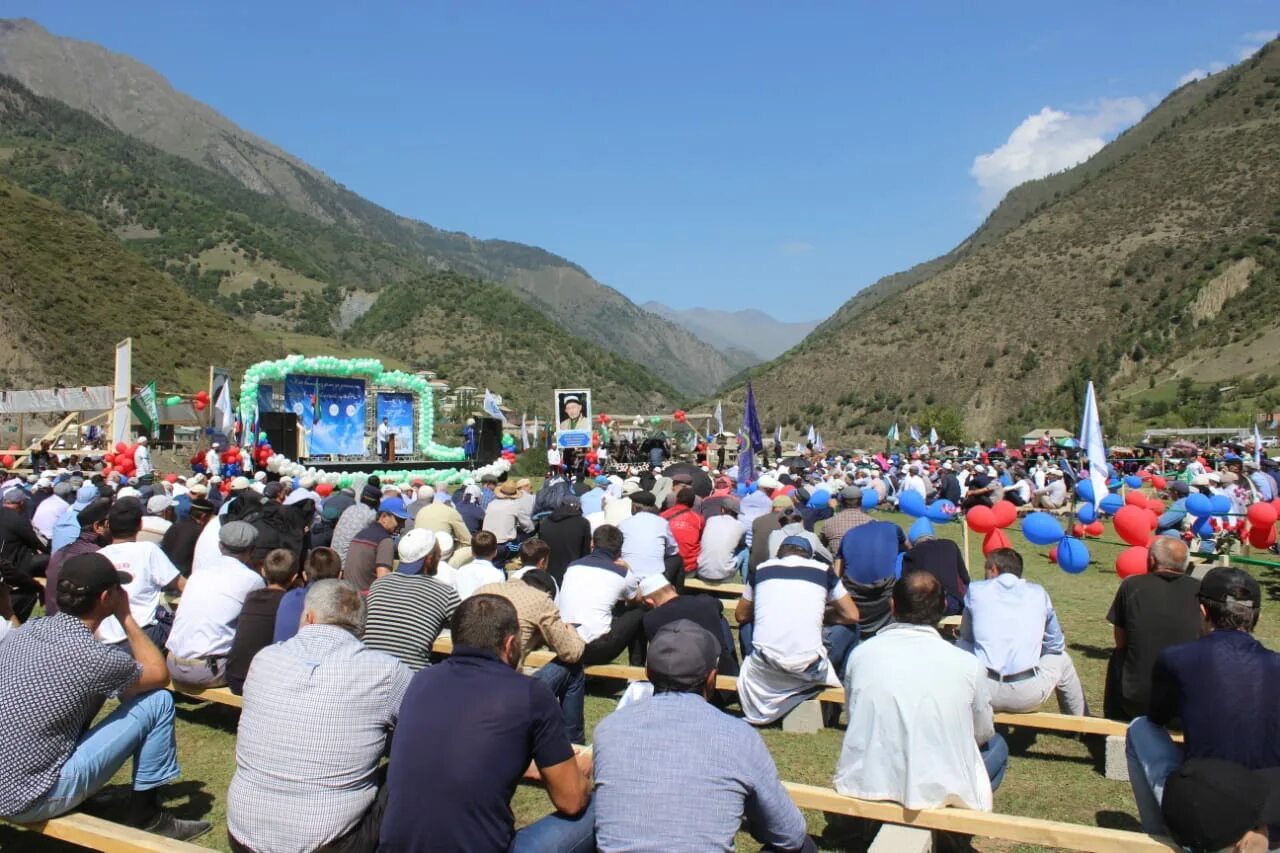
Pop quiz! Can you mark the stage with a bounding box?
[299,457,476,475]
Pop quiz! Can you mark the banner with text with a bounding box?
[376,392,415,455]
[284,374,367,456]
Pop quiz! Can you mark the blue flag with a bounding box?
[740,382,764,484]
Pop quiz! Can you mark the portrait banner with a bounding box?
[553,388,592,449]
[285,374,366,456]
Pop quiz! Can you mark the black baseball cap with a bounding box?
[1161,758,1280,852]
[108,497,144,533]
[646,619,720,689]
[1199,567,1261,610]
[61,552,131,593]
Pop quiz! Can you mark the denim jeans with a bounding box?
[510,800,596,853]
[980,732,1009,791]
[5,690,181,823]
[532,660,587,745]
[1125,716,1183,834]
[823,623,861,674]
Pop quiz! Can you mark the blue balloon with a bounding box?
[1023,511,1064,546]
[1076,479,1095,503]
[1192,516,1214,538]
[898,490,926,518]
[1057,536,1091,574]
[861,489,879,510]
[1099,493,1125,516]
[1209,494,1232,516]
[1076,503,1097,524]
[1124,475,1143,489]
[1186,493,1213,518]
[908,517,935,543]
[926,499,956,523]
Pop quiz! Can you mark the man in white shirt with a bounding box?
[166,521,264,688]
[377,418,391,462]
[97,498,184,649]
[546,446,562,477]
[1033,468,1069,509]
[900,464,929,503]
[453,531,505,599]
[697,499,747,582]
[138,495,174,546]
[134,436,153,478]
[837,571,1007,809]
[957,547,1088,715]
[481,482,533,550]
[735,537,860,725]
[558,524,646,666]
[617,493,678,585]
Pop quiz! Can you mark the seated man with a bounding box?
[226,548,298,694]
[273,546,341,643]
[736,537,859,725]
[0,553,210,839]
[379,594,594,851]
[479,569,586,742]
[1032,468,1068,509]
[659,486,705,579]
[594,620,814,852]
[899,523,969,615]
[1126,567,1280,836]
[228,579,411,853]
[342,498,410,592]
[1157,759,1279,853]
[96,497,185,649]
[481,481,533,552]
[44,497,112,616]
[834,518,905,638]
[559,524,647,667]
[696,497,747,582]
[454,530,505,599]
[1103,537,1202,721]
[166,521,265,688]
[639,574,738,677]
[836,570,1006,809]
[364,528,460,671]
[618,491,680,587]
[957,548,1088,715]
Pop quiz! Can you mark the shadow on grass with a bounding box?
[1255,566,1280,602]
[79,779,216,824]
[1095,809,1143,832]
[1069,642,1114,661]
[174,698,240,734]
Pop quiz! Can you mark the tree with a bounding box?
[919,405,966,445]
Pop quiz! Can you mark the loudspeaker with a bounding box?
[259,412,299,459]
[473,417,504,466]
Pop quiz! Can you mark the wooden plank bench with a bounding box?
[3,811,209,852]
[685,578,745,596]
[782,782,1177,852]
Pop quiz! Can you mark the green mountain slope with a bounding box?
[0,18,735,396]
[723,41,1280,442]
[0,176,281,389]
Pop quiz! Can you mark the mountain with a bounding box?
[642,303,818,365]
[0,18,737,396]
[722,40,1280,443]
[0,176,281,390]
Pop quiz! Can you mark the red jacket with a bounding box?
[660,505,705,572]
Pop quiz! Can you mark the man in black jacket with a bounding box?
[538,495,592,587]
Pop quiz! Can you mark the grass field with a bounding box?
[5,508,1279,852]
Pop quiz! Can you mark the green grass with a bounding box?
[6,507,1280,852]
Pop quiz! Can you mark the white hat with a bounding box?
[397,528,437,563]
[1206,471,1222,484]
[1191,474,1211,487]
[253,471,267,482]
[187,482,209,497]
[622,481,642,496]
[436,530,455,557]
[210,475,223,484]
[250,482,266,494]
[146,495,173,515]
[136,436,148,445]
[757,474,781,490]
[417,485,435,500]
[230,476,252,491]
[638,574,672,597]
[972,464,985,474]
[942,461,953,470]
[1046,468,1063,478]
[117,486,141,499]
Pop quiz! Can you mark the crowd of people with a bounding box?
[0,437,1277,852]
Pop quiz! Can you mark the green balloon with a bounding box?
[164,395,182,406]
[650,415,662,425]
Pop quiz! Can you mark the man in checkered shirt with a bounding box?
[0,553,210,840]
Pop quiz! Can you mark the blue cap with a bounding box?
[780,535,814,557]
[72,483,99,510]
[595,475,610,486]
[378,497,410,520]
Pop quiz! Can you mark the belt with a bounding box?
[169,654,226,668]
[987,666,1038,684]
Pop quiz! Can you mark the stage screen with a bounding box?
[285,374,366,456]
[376,392,415,455]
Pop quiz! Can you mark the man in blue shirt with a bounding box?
[379,594,593,852]
[1126,567,1280,837]
[957,548,1088,716]
[594,619,814,852]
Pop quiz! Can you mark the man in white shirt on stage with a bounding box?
[376,419,391,462]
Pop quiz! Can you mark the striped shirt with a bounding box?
[363,573,459,670]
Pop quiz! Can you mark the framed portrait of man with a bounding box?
[554,388,592,449]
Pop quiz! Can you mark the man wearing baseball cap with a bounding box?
[593,620,813,852]
[343,497,411,593]
[1127,566,1280,836]
[0,553,210,840]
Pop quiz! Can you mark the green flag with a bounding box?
[886,422,899,442]
[130,381,160,437]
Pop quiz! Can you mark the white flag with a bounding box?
[482,388,504,421]
[214,379,235,439]
[806,424,816,444]
[714,400,724,436]
[521,412,529,451]
[1256,423,1264,469]
[929,426,938,445]
[1080,381,1109,509]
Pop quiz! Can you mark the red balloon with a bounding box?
[1048,545,1058,564]
[195,390,210,403]
[1249,523,1278,549]
[982,528,1011,555]
[1147,509,1159,531]
[115,442,128,454]
[1138,470,1152,480]
[1146,498,1165,515]
[103,453,116,465]
[1114,505,1153,547]
[315,483,334,497]
[0,455,13,469]
[1085,520,1105,537]
[991,501,1018,529]
[1124,490,1148,508]
[966,505,996,534]
[193,399,207,411]
[1151,475,1167,490]
[1071,523,1085,538]
[1247,502,1278,528]
[1116,546,1150,579]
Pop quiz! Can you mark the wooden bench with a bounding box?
[782,782,1177,852]
[3,811,209,852]
[685,578,745,596]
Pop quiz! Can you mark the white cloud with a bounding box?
[969,97,1147,208]
[1238,30,1278,59]
[780,241,814,255]
[1177,60,1228,87]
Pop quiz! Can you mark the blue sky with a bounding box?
[4,3,1276,321]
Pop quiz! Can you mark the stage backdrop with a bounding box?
[284,374,366,456]
[376,392,415,455]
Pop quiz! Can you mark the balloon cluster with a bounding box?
[963,500,1019,555]
[193,390,210,412]
[237,357,465,462]
[260,447,512,489]
[673,410,687,423]
[102,441,144,479]
[898,491,958,525]
[500,433,517,463]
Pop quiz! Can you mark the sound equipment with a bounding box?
[258,412,299,459]
[473,417,504,466]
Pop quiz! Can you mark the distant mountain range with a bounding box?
[0,17,737,399]
[642,303,818,365]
